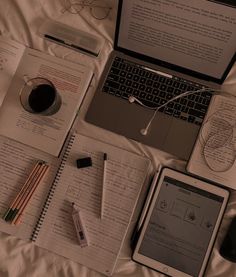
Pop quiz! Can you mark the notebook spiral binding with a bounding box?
[31,134,76,242]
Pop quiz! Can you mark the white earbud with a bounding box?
[128,95,145,106]
[129,96,153,136]
[128,96,135,103]
[140,128,148,136]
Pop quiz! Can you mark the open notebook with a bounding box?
[0,133,151,276]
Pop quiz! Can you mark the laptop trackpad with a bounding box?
[162,119,199,159]
[141,113,171,147]
[141,113,198,159]
[86,93,199,160]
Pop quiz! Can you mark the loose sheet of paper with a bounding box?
[0,135,58,241]
[0,37,25,105]
[0,47,93,156]
[187,94,236,189]
[34,133,151,276]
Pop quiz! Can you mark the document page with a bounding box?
[0,135,58,241]
[118,0,236,78]
[187,94,236,189]
[34,134,151,276]
[0,47,93,156]
[0,37,25,105]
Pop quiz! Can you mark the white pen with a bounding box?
[101,153,107,219]
[71,203,89,247]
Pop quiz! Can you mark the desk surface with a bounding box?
[0,0,236,276]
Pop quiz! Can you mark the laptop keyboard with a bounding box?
[102,56,213,126]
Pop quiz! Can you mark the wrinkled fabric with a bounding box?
[0,0,236,276]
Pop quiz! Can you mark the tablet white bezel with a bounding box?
[132,167,229,277]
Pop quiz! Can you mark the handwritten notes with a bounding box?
[0,37,25,105]
[34,133,151,276]
[187,94,236,189]
[0,135,57,240]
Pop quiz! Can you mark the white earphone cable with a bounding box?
[129,88,221,136]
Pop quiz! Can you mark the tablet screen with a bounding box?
[136,173,226,277]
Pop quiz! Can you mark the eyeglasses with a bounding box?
[62,0,112,20]
[199,109,236,172]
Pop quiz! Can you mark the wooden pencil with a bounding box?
[9,162,48,222]
[12,163,49,225]
[3,161,44,221]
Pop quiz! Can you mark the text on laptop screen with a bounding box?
[117,0,236,81]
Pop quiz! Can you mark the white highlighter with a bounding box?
[71,203,89,247]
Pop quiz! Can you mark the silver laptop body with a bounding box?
[85,0,236,160]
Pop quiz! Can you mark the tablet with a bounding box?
[132,167,229,277]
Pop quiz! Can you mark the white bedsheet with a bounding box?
[0,0,236,276]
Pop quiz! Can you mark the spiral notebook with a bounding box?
[32,133,151,275]
[0,133,151,276]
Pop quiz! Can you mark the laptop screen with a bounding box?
[115,0,236,83]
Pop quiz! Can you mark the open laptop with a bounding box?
[85,0,236,160]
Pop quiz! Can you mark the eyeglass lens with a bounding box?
[201,111,236,172]
[64,0,111,19]
[90,0,111,20]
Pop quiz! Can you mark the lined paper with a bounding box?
[0,135,58,240]
[187,94,236,189]
[34,133,151,276]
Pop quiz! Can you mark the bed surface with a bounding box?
[0,0,236,276]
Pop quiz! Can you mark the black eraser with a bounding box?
[76,157,92,169]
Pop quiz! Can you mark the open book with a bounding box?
[0,133,151,276]
[0,36,93,156]
[187,94,236,189]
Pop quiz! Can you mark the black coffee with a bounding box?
[28,84,56,113]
